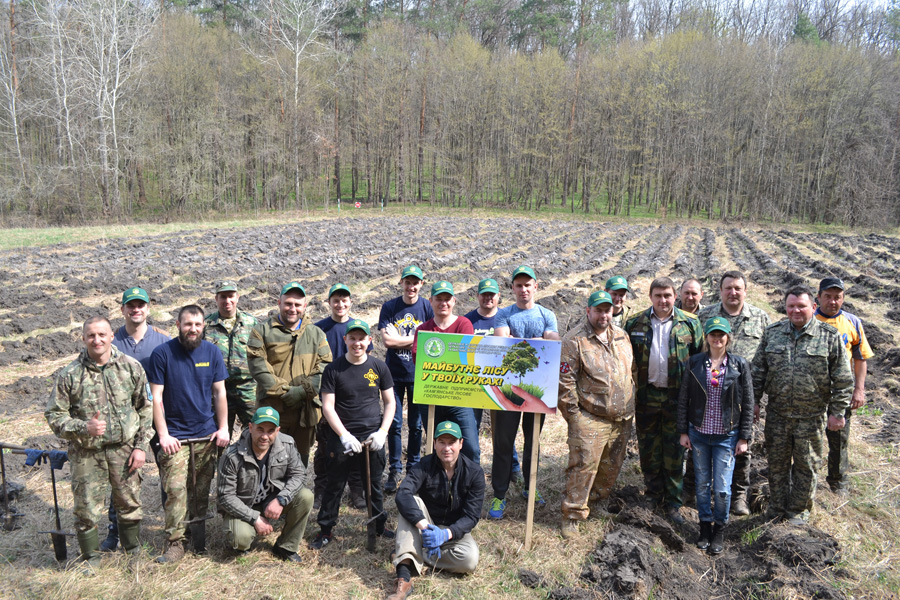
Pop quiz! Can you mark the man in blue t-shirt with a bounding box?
[148,305,230,563]
[378,265,434,493]
[489,266,559,519]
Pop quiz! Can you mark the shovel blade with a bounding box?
[51,533,67,561]
[190,521,206,554]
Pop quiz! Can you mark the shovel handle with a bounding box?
[178,437,213,445]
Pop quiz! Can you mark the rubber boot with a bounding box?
[118,520,141,554]
[709,523,724,555]
[696,521,712,550]
[77,527,102,569]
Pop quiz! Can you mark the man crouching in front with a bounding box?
[387,421,485,599]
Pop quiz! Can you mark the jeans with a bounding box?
[689,425,738,525]
[433,406,480,464]
[388,382,422,475]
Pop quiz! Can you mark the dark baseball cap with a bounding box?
[477,279,499,294]
[818,277,845,293]
[704,317,732,335]
[280,281,306,297]
[431,281,455,297]
[121,287,150,305]
[605,276,628,291]
[401,265,424,281]
[435,421,462,439]
[346,319,370,335]
[328,283,351,298]
[215,281,238,294]
[252,406,280,426]
[511,265,536,281]
[588,290,613,307]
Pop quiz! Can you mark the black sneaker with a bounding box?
[376,528,396,540]
[272,546,303,562]
[309,531,333,550]
[384,472,400,494]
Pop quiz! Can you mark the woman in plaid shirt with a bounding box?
[677,318,754,555]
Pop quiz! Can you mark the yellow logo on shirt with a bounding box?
[195,362,210,367]
[364,369,378,387]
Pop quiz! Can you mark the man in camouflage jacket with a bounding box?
[204,281,259,435]
[45,316,152,566]
[248,282,332,464]
[625,277,702,521]
[752,285,853,524]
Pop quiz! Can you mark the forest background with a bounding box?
[0,0,899,228]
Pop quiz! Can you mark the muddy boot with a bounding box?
[731,495,750,516]
[696,521,712,550]
[560,518,579,540]
[118,520,141,554]
[156,539,185,564]
[77,527,102,569]
[708,523,724,555]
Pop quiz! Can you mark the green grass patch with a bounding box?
[500,383,545,405]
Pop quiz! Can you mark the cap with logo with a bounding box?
[589,290,613,307]
[280,281,306,297]
[511,265,536,281]
[605,276,628,291]
[328,283,351,298]
[400,265,424,281]
[431,281,455,297]
[346,319,370,335]
[818,277,845,293]
[216,281,238,294]
[434,420,462,439]
[252,406,280,426]
[477,278,499,294]
[704,317,732,335]
[121,287,150,305]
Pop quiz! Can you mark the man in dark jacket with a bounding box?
[216,406,313,562]
[387,421,485,600]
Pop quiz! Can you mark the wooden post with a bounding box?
[523,412,541,551]
[423,404,436,456]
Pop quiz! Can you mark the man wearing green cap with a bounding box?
[312,319,396,549]
[216,407,314,562]
[605,276,633,329]
[558,291,635,538]
[204,281,259,435]
[313,283,372,510]
[412,281,478,463]
[378,266,434,493]
[248,282,333,466]
[387,420,485,599]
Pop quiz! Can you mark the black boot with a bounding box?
[696,521,712,550]
[709,523,724,555]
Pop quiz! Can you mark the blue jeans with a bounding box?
[434,406,480,464]
[389,382,422,475]
[689,425,739,524]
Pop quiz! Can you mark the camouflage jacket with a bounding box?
[45,346,153,452]
[698,302,771,361]
[751,318,853,419]
[625,307,703,403]
[611,304,634,330]
[247,316,333,429]
[559,320,635,422]
[204,310,258,394]
[674,300,704,317]
[216,428,307,524]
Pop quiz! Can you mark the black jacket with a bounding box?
[676,352,754,441]
[395,453,485,540]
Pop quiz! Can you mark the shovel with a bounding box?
[362,440,376,552]
[179,437,216,553]
[40,463,73,561]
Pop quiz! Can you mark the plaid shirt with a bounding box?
[698,356,727,435]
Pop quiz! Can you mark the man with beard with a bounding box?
[204,281,259,436]
[558,291,635,538]
[148,305,231,563]
[248,282,332,467]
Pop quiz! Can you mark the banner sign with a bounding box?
[413,332,560,414]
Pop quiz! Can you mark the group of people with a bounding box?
[42,261,871,598]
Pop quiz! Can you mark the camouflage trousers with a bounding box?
[826,407,852,489]
[764,412,826,518]
[226,383,257,434]
[157,442,218,542]
[562,410,632,521]
[70,443,142,533]
[635,387,685,508]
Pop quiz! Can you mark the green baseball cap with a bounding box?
[605,276,628,291]
[346,319,370,335]
[280,281,306,297]
[435,420,463,439]
[704,317,732,335]
[477,278,500,294]
[511,265,536,281]
[121,287,150,305]
[589,290,613,307]
[328,283,351,298]
[431,281,455,297]
[401,265,424,281]
[215,281,238,294]
[252,406,280,426]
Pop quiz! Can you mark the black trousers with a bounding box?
[316,429,387,533]
[490,410,545,500]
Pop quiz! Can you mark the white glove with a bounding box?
[340,433,362,455]
[366,429,387,452]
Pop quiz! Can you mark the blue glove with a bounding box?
[48,450,69,470]
[421,524,450,549]
[24,449,47,466]
[426,546,442,563]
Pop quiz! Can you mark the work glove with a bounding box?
[49,450,69,470]
[280,385,307,408]
[421,524,450,549]
[365,429,387,452]
[425,546,442,563]
[340,433,362,455]
[24,449,47,466]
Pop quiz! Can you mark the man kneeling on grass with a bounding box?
[387,421,485,600]
[216,407,314,562]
